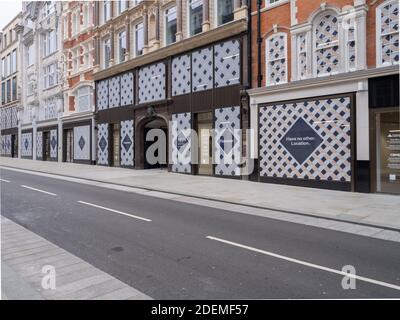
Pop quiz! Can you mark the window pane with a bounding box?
[189,0,203,36]
[217,0,234,26]
[135,23,144,56]
[165,6,177,45]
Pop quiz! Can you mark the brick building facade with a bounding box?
[61,1,96,164]
[248,0,399,193]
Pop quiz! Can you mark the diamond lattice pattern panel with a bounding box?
[171,113,191,173]
[74,125,91,160]
[214,106,241,176]
[172,54,191,96]
[259,97,352,182]
[138,62,166,104]
[120,120,134,166]
[97,123,109,165]
[214,39,240,88]
[192,47,213,92]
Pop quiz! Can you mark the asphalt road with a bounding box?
[1,168,400,299]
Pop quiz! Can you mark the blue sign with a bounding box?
[280,117,323,165]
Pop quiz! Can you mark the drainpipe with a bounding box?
[257,0,262,87]
[247,0,252,89]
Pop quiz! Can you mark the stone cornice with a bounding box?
[248,65,400,97]
[94,19,248,81]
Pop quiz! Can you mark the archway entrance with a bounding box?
[136,116,168,169]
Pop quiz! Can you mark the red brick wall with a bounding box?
[251,0,385,88]
[251,1,291,87]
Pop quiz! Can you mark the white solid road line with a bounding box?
[0,178,10,183]
[206,235,400,291]
[77,200,152,222]
[21,185,57,196]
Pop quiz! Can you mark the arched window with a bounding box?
[265,33,287,85]
[377,0,399,66]
[314,12,339,76]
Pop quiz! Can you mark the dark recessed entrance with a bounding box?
[137,117,168,169]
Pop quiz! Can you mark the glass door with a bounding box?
[375,109,400,194]
[112,124,120,167]
[64,129,73,162]
[197,112,213,175]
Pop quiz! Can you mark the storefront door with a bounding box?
[112,124,120,167]
[197,112,213,175]
[43,131,50,161]
[11,134,17,158]
[64,129,74,162]
[374,108,400,194]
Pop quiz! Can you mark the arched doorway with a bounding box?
[135,116,168,169]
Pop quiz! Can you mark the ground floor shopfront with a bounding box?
[1,128,18,158]
[19,115,95,164]
[248,67,399,194]
[61,115,95,165]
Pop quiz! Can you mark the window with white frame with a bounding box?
[77,86,91,112]
[118,1,128,14]
[215,0,234,26]
[103,38,111,68]
[266,33,287,85]
[27,74,34,96]
[27,44,35,67]
[11,49,17,74]
[42,1,55,20]
[72,47,80,73]
[314,12,339,76]
[63,16,68,39]
[83,3,89,29]
[118,30,127,63]
[346,24,356,71]
[103,1,111,24]
[188,0,203,36]
[165,6,177,45]
[43,30,57,57]
[82,42,91,68]
[1,58,5,78]
[45,98,57,119]
[266,0,287,7]
[377,0,399,66]
[297,33,307,79]
[72,12,80,36]
[43,63,57,89]
[135,23,144,56]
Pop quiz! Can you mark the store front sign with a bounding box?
[280,117,323,165]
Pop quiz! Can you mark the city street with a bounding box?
[1,168,400,299]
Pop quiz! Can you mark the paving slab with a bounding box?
[1,217,151,300]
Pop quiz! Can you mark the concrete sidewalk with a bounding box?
[1,157,400,230]
[1,217,151,300]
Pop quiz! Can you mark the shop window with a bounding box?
[138,62,166,103]
[188,0,203,36]
[172,54,191,96]
[377,0,399,67]
[215,0,234,26]
[214,39,240,87]
[266,33,287,85]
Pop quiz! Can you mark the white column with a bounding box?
[91,117,96,164]
[249,98,258,160]
[32,121,37,161]
[356,80,369,161]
